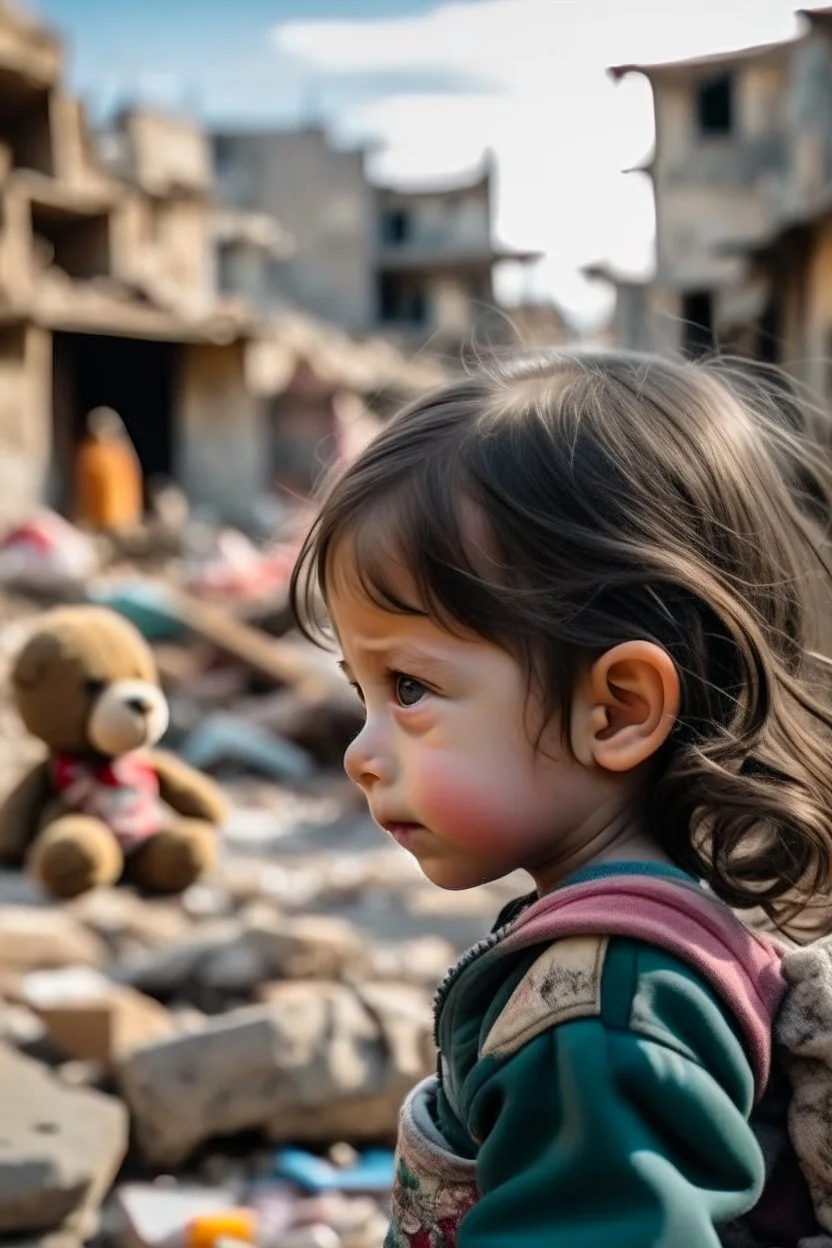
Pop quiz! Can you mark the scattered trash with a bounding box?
[0,510,98,589]
[182,529,300,601]
[116,1185,242,1248]
[91,582,185,641]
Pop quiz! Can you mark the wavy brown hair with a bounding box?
[291,350,832,920]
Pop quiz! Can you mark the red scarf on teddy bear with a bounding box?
[52,754,162,851]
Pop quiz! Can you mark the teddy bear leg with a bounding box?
[27,816,124,900]
[126,818,217,895]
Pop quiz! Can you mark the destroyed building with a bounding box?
[211,127,541,352]
[373,159,541,350]
[596,5,832,407]
[211,125,377,333]
[0,2,282,528]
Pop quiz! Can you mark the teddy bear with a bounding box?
[0,604,228,899]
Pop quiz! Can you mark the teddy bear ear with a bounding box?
[12,632,63,690]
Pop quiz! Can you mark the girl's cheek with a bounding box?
[414,755,514,851]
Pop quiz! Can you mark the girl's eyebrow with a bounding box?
[339,646,458,682]
[385,647,457,678]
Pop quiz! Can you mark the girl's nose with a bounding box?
[344,719,390,790]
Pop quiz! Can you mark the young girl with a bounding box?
[290,350,832,1247]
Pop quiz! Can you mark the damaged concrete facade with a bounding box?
[599,7,832,399]
[0,1,276,527]
[374,160,540,348]
[211,125,377,334]
[211,128,540,351]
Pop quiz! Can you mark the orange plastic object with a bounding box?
[183,1210,259,1248]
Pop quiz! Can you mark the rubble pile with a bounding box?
[0,543,522,1248]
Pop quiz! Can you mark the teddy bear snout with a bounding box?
[87,679,169,756]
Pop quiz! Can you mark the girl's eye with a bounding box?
[395,674,427,707]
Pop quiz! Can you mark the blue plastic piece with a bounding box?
[180,714,315,782]
[270,1147,396,1193]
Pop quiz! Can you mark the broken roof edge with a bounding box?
[0,0,62,55]
[608,36,794,82]
[582,261,653,287]
[209,121,376,160]
[798,6,832,23]
[374,160,491,200]
[623,151,655,175]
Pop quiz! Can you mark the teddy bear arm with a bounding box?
[146,750,228,824]
[0,759,54,863]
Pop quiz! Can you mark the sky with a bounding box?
[33,0,808,324]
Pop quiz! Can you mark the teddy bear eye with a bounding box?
[83,679,105,698]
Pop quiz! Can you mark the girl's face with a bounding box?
[328,564,633,893]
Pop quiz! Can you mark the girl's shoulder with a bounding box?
[478,930,763,1083]
[470,868,784,1098]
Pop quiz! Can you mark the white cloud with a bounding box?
[273,0,802,323]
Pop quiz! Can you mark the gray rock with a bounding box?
[198,938,271,994]
[0,1001,46,1048]
[117,983,433,1167]
[116,920,242,995]
[244,910,368,982]
[0,1043,127,1233]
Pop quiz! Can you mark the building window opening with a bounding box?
[697,73,733,136]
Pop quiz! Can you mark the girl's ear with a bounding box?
[571,641,680,773]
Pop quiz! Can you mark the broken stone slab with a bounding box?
[117,983,434,1167]
[0,999,46,1049]
[0,1043,127,1233]
[363,937,454,989]
[66,889,193,955]
[120,910,373,1002]
[115,919,243,996]
[21,968,173,1064]
[180,883,235,921]
[262,983,435,1145]
[0,908,107,971]
[197,911,369,994]
[243,910,369,982]
[197,935,272,995]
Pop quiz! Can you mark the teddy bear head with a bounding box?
[12,605,169,757]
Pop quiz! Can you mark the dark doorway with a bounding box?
[681,291,715,358]
[376,273,428,327]
[51,332,180,512]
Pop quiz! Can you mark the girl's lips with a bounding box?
[382,821,423,848]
